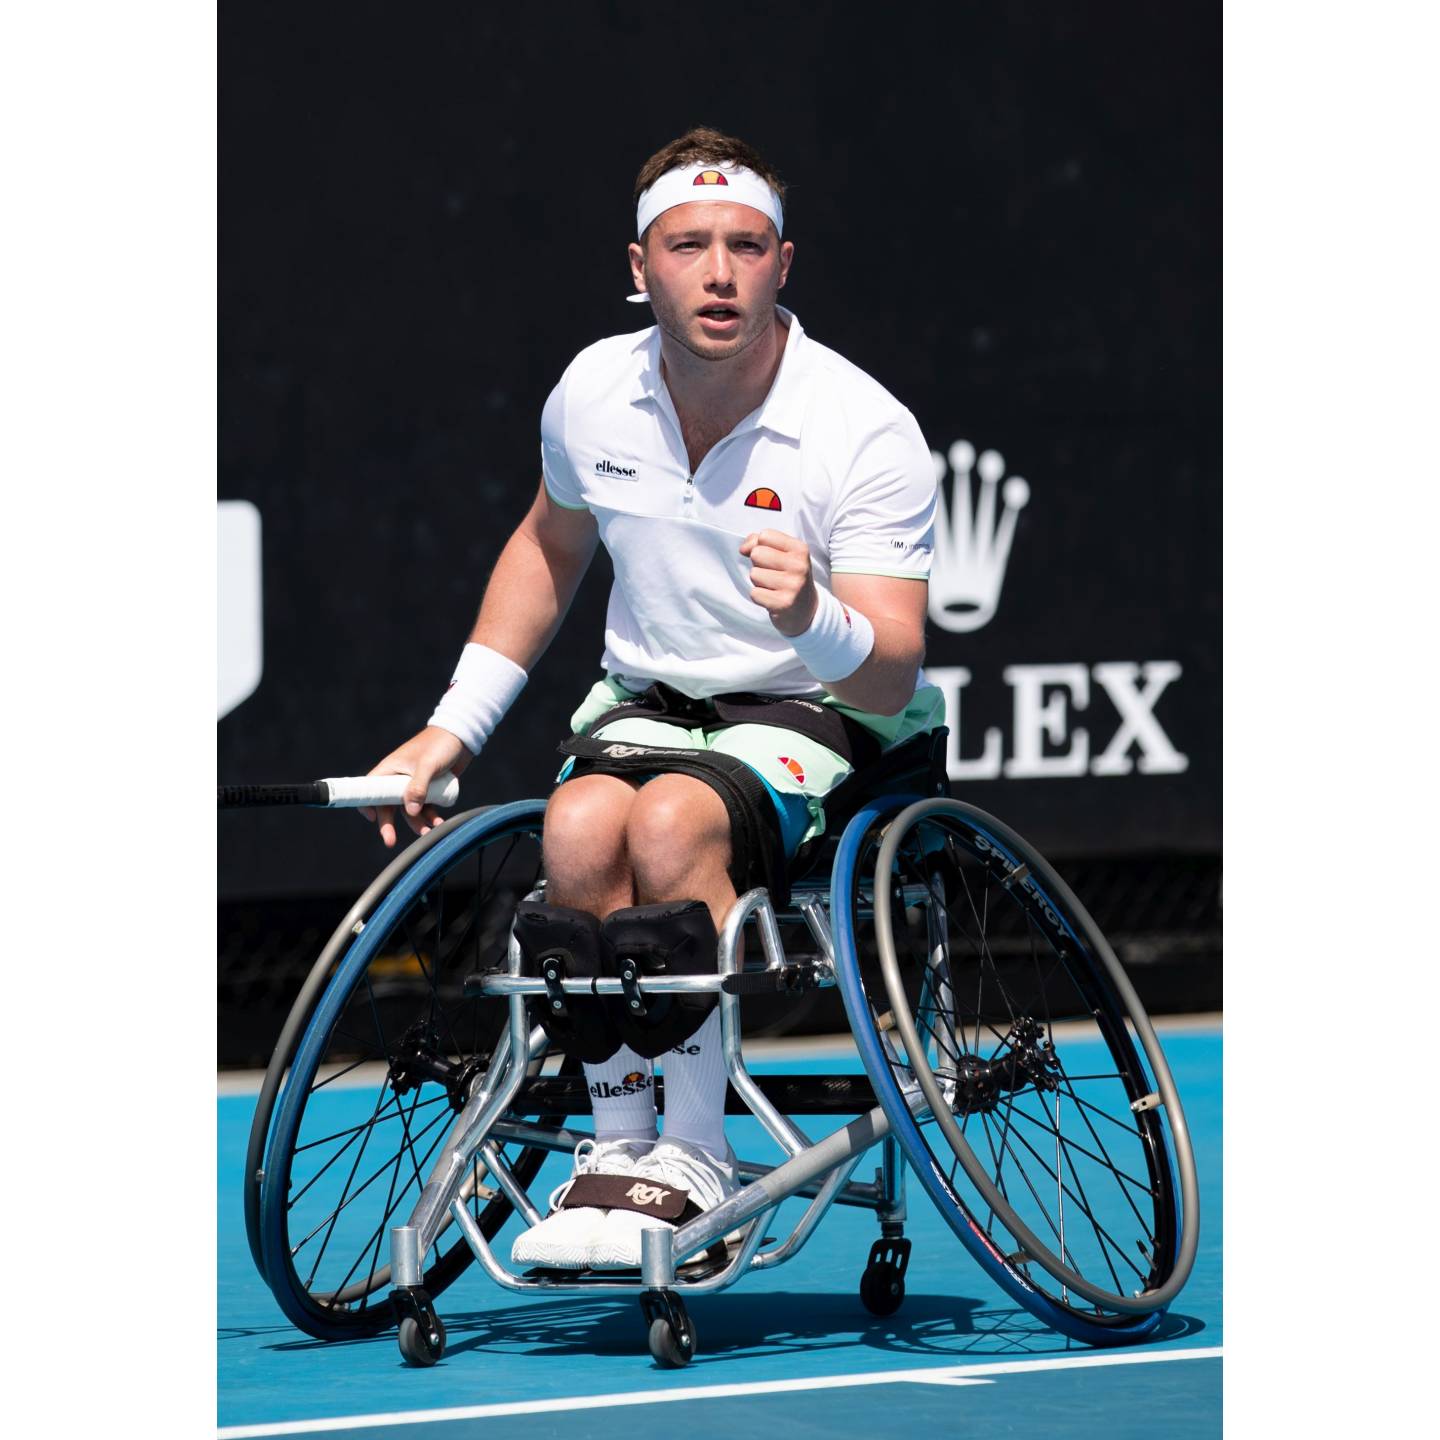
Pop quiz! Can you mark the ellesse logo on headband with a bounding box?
[693,170,729,186]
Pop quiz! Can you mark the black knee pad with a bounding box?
[601,900,718,1060]
[513,903,623,1064]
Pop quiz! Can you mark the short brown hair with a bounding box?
[633,126,787,208]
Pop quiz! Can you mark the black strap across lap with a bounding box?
[558,1172,703,1223]
[586,682,882,769]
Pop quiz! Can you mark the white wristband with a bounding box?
[427,643,528,756]
[787,587,876,683]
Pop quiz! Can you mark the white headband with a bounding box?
[635,161,784,241]
[628,162,784,304]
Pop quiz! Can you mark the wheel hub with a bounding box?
[388,1021,486,1112]
[950,1016,1062,1115]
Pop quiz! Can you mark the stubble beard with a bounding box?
[648,284,776,365]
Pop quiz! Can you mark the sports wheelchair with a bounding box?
[241,729,1199,1368]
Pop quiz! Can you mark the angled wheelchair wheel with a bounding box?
[257,800,560,1340]
[242,809,536,1284]
[832,797,1200,1345]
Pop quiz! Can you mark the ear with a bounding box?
[777,239,795,290]
[628,241,646,295]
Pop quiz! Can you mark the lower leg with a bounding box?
[542,775,659,1142]
[656,1009,730,1156]
[626,777,737,1158]
[583,1047,659,1143]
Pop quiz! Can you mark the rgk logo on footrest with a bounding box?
[625,1182,673,1208]
[559,1172,693,1220]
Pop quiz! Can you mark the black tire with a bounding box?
[648,1315,696,1368]
[258,802,562,1339]
[859,1266,905,1317]
[835,797,1199,1343]
[398,1314,446,1367]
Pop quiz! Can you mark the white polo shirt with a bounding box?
[540,308,935,699]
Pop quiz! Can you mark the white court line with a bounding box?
[217,1345,1222,1437]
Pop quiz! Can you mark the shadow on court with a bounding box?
[254,1292,1206,1369]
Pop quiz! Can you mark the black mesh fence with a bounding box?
[217,854,1220,1070]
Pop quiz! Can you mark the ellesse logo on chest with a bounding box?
[595,457,638,479]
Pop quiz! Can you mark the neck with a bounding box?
[658,311,789,435]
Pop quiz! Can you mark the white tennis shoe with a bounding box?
[586,1137,741,1269]
[510,1136,652,1269]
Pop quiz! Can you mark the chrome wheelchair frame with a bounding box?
[245,760,1200,1369]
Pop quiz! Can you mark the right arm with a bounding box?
[467,479,600,667]
[366,480,598,846]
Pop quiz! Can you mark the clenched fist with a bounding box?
[740,529,819,638]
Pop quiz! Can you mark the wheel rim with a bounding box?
[262,806,548,1331]
[871,799,1194,1317]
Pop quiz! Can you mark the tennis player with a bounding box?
[364,126,942,1269]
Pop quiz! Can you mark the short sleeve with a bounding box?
[828,412,936,578]
[539,372,588,511]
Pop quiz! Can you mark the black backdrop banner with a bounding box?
[219,2,1219,902]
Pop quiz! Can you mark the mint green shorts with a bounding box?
[557,676,946,856]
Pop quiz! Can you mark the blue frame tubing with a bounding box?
[829,797,1171,1346]
[259,800,548,1340]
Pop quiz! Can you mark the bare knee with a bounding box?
[544,775,637,912]
[626,778,731,899]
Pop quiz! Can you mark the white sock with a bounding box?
[658,1009,730,1158]
[582,1045,658,1144]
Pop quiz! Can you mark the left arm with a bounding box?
[740,530,926,715]
[827,571,926,713]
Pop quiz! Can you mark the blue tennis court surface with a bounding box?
[219,1026,1221,1438]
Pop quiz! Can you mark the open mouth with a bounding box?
[698,306,740,325]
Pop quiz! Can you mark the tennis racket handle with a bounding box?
[319,774,461,809]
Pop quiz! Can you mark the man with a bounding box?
[365,127,942,1270]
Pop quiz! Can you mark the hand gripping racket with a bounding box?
[217,774,461,810]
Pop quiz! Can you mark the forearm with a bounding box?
[816,614,923,715]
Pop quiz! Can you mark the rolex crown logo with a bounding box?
[928,440,1031,634]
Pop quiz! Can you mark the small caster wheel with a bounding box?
[860,1264,905,1317]
[648,1313,696,1368]
[640,1288,696,1367]
[398,1313,446,1366]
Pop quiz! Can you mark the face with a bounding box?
[629,201,794,362]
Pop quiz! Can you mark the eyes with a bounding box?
[670,239,766,255]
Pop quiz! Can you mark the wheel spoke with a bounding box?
[323,1109,454,1301]
[293,1091,448,1156]
[310,1053,378,1091]
[292,1102,452,1260]
[984,1107,1148,1286]
[1002,1101,1154,1195]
